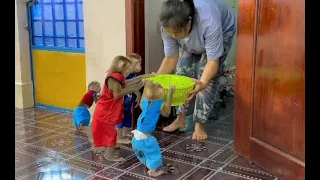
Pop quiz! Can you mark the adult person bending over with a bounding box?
[157,0,236,140]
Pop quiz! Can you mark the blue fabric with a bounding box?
[116,73,137,128]
[137,98,163,133]
[132,136,162,169]
[115,108,132,128]
[73,106,91,127]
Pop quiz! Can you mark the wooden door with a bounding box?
[234,0,305,179]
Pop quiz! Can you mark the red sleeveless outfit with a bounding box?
[92,72,125,147]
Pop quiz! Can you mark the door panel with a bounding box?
[234,0,305,179]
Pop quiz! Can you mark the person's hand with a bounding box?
[185,78,206,102]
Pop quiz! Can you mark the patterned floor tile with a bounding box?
[15,160,52,179]
[15,125,55,141]
[28,121,71,132]
[18,162,93,180]
[168,138,225,159]
[130,158,195,180]
[17,144,71,162]
[17,131,62,144]
[41,114,74,129]
[15,151,43,169]
[15,108,61,121]
[221,156,276,180]
[63,156,107,174]
[206,137,232,147]
[65,129,92,140]
[205,124,233,140]
[199,160,226,171]
[15,99,279,180]
[210,147,236,163]
[153,131,174,141]
[91,167,125,179]
[162,150,204,166]
[32,134,89,152]
[62,141,93,156]
[208,172,249,180]
[111,155,141,171]
[159,135,185,149]
[115,172,152,180]
[181,167,218,180]
[75,147,134,167]
[15,141,27,150]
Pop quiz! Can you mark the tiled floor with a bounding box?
[15,99,277,180]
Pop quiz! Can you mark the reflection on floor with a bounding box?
[15,99,277,180]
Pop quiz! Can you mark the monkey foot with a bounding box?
[117,138,131,144]
[147,169,164,177]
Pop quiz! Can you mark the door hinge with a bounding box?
[21,0,36,6]
[24,24,31,31]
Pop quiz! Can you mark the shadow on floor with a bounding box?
[15,98,277,180]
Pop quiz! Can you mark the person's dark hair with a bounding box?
[159,0,196,31]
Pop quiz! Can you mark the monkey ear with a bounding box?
[118,61,125,69]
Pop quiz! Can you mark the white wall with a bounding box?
[144,0,166,74]
[83,0,126,116]
[15,0,34,109]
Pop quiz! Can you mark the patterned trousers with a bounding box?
[175,29,236,124]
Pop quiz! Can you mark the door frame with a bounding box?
[233,0,305,179]
[26,2,36,105]
[125,0,145,129]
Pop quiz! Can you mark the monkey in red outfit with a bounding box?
[92,55,150,161]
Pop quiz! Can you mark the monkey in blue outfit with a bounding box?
[132,81,175,177]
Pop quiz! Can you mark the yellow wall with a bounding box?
[32,50,86,110]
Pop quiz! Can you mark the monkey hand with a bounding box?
[142,79,153,85]
[139,74,155,79]
[134,91,141,108]
[168,85,176,93]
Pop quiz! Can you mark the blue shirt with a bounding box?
[136,98,163,133]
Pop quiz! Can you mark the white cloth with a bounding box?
[132,130,149,140]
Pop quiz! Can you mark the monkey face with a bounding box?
[90,84,101,93]
[128,58,142,73]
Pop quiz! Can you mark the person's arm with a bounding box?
[157,27,179,74]
[200,13,224,86]
[157,54,179,74]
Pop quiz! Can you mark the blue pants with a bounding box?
[115,101,132,128]
[73,106,91,127]
[132,136,162,170]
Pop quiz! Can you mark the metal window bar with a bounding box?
[30,0,84,51]
[62,0,68,47]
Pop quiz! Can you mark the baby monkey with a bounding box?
[116,53,144,144]
[92,55,148,162]
[73,81,101,130]
[132,80,175,177]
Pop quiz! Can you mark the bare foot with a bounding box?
[77,123,83,130]
[192,122,208,140]
[105,156,125,162]
[93,147,106,153]
[104,153,125,162]
[117,138,131,144]
[147,169,164,177]
[163,115,185,132]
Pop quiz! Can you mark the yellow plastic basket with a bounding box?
[146,74,195,106]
